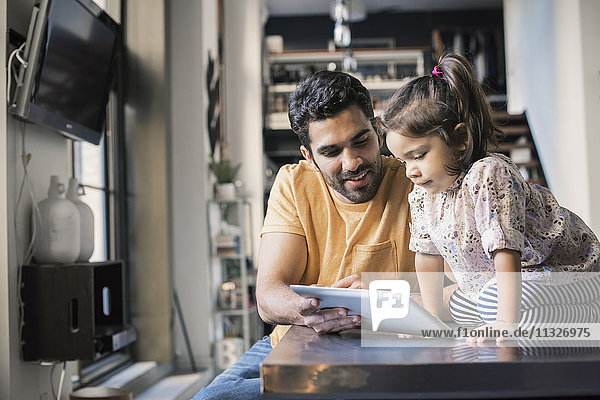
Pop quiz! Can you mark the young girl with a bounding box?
[379,54,600,341]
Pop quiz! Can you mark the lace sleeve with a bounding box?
[408,186,440,255]
[466,157,526,259]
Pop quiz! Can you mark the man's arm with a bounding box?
[256,232,361,333]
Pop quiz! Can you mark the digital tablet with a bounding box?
[290,284,451,336]
[372,299,452,336]
[291,285,363,315]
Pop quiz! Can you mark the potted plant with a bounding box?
[209,156,241,199]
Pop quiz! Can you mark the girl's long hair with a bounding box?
[379,53,501,174]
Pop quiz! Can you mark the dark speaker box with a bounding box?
[21,261,135,362]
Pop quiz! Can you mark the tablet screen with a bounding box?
[290,284,451,335]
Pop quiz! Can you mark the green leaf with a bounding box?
[209,157,241,183]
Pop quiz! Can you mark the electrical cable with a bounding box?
[9,32,65,400]
[20,122,41,265]
[6,42,27,104]
[16,124,61,395]
[6,47,18,102]
[50,363,57,399]
[14,127,29,358]
[56,361,66,400]
[14,122,42,360]
[15,49,28,67]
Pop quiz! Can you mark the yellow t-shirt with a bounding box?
[260,156,415,346]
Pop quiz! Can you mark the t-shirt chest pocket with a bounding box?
[352,240,398,274]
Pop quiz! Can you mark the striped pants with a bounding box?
[449,277,600,326]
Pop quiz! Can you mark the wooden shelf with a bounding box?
[500,125,530,136]
[269,78,411,94]
[493,142,535,152]
[268,48,426,73]
[515,160,542,168]
[217,305,257,316]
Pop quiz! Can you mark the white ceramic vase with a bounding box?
[215,182,236,200]
[34,175,80,264]
[67,178,95,262]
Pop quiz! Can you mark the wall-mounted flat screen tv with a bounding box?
[10,0,120,145]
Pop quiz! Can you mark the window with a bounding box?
[70,1,130,385]
[68,0,114,262]
[72,140,108,261]
[70,74,131,389]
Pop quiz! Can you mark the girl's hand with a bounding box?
[465,321,515,344]
[398,334,419,339]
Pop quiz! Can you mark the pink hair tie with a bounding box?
[432,65,443,77]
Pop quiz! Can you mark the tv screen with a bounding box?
[10,0,120,145]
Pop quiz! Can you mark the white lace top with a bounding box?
[408,153,600,300]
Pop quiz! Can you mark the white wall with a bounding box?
[124,0,173,362]
[3,0,133,396]
[2,100,74,399]
[223,0,265,251]
[1,2,232,396]
[580,0,600,237]
[3,6,76,399]
[504,0,600,234]
[169,0,267,371]
[168,0,216,370]
[1,1,9,396]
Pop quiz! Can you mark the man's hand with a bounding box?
[257,233,365,334]
[296,274,364,333]
[330,273,366,289]
[257,233,359,333]
[298,295,361,334]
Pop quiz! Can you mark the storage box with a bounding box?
[21,261,136,362]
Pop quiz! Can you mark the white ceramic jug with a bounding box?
[67,178,94,262]
[33,175,80,264]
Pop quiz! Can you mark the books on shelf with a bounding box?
[216,234,240,256]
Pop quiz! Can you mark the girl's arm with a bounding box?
[415,253,445,319]
[492,249,522,324]
[469,249,521,344]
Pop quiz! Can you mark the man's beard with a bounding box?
[316,157,382,203]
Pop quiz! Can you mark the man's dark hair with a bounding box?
[288,71,374,152]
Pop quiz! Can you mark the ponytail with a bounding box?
[380,53,501,173]
[437,54,500,166]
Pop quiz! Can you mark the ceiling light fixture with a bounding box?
[330,0,365,71]
[332,0,351,48]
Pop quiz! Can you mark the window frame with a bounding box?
[70,54,132,389]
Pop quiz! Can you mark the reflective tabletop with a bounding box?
[261,325,600,399]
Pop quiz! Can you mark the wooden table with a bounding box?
[261,325,600,399]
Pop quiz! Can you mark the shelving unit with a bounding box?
[265,79,412,131]
[263,47,429,206]
[267,48,425,65]
[491,111,548,187]
[207,198,262,371]
[265,48,426,129]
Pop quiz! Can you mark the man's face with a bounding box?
[301,105,383,204]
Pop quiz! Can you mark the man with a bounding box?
[193,71,415,400]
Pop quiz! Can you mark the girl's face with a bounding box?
[386,132,460,194]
